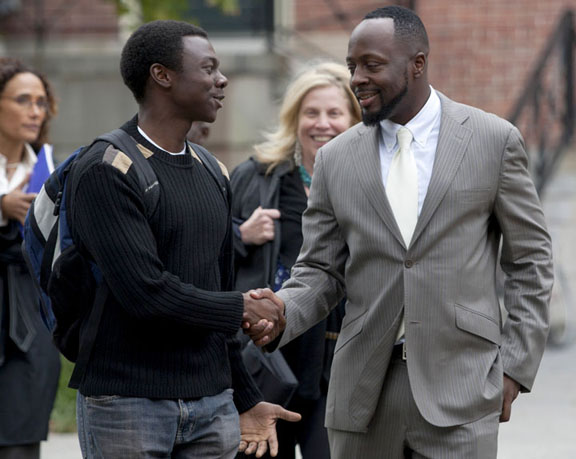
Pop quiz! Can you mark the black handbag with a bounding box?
[242,341,298,407]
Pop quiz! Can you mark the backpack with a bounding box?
[22,129,228,380]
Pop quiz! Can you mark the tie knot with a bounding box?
[396,127,413,151]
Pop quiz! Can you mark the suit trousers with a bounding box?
[328,359,500,459]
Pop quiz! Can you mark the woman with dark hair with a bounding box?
[0,57,61,459]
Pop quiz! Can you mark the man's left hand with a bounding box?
[238,402,301,457]
[500,375,521,422]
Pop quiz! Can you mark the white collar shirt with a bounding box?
[378,86,442,215]
[0,143,37,226]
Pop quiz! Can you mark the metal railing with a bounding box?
[508,9,575,194]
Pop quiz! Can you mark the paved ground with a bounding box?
[41,152,576,458]
[42,433,81,459]
[498,341,576,458]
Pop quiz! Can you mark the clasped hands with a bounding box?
[242,288,285,346]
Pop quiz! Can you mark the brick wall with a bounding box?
[420,0,573,117]
[295,0,411,32]
[0,0,118,36]
[294,0,574,118]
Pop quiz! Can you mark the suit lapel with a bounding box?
[349,95,473,249]
[351,125,405,247]
[411,95,473,245]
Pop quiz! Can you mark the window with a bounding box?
[188,0,274,36]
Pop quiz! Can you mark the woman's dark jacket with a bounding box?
[0,221,60,445]
[231,157,344,400]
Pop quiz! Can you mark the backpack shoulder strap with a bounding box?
[68,282,108,387]
[187,141,229,205]
[67,130,158,386]
[97,129,160,217]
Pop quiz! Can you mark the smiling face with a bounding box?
[0,72,47,144]
[297,85,354,166]
[347,18,423,126]
[169,35,228,123]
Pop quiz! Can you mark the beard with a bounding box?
[362,73,409,126]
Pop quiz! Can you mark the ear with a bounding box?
[412,52,427,79]
[149,63,172,89]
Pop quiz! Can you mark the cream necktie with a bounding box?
[387,127,417,344]
[387,127,418,247]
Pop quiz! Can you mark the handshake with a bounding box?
[242,289,285,347]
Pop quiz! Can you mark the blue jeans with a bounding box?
[77,389,240,458]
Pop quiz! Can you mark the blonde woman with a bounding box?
[231,62,361,459]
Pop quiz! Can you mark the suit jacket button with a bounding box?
[405,260,414,268]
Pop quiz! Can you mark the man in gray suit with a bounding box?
[244,5,553,458]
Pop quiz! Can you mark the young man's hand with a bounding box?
[238,402,301,457]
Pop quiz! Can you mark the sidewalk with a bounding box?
[498,341,576,457]
[41,434,304,458]
[42,432,80,459]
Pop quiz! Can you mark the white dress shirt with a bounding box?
[379,87,441,216]
[0,144,37,226]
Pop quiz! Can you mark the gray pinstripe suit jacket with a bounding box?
[276,92,553,432]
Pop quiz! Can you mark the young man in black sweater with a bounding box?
[67,20,297,458]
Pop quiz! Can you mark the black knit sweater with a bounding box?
[67,117,261,412]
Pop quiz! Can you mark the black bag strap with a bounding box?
[187,141,229,206]
[97,129,160,218]
[257,162,291,288]
[257,173,273,287]
[69,281,108,387]
[69,129,159,385]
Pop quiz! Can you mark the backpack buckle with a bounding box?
[53,191,63,216]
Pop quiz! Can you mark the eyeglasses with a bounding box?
[0,94,49,112]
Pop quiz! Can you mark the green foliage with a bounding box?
[50,357,77,433]
[140,0,191,22]
[109,0,241,23]
[207,0,240,15]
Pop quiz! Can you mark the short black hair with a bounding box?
[364,6,429,52]
[120,20,208,103]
